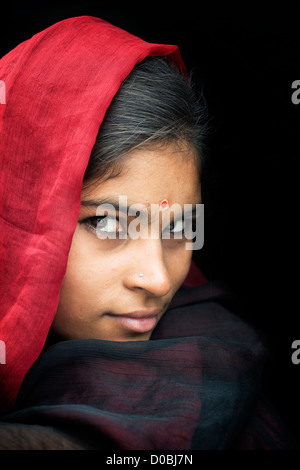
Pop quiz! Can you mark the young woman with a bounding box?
[0,16,297,450]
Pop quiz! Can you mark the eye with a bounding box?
[163,218,185,239]
[170,219,184,234]
[81,216,122,236]
[163,217,197,240]
[94,216,118,233]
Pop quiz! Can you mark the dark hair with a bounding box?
[83,56,208,184]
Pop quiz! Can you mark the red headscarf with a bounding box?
[0,16,194,414]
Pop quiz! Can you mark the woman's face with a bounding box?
[52,143,201,341]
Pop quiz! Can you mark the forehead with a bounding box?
[82,144,201,205]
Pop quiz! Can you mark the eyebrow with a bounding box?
[80,197,200,219]
[81,197,141,212]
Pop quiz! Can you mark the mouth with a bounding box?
[106,309,161,334]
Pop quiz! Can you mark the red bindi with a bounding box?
[160,199,169,210]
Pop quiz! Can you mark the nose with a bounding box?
[124,239,171,297]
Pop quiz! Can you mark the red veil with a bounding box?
[0,16,189,414]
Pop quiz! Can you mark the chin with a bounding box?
[109,331,153,342]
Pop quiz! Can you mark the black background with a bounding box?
[1,1,299,445]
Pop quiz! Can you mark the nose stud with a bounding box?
[139,273,144,277]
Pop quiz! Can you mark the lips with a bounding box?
[106,309,161,334]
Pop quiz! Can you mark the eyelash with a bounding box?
[80,216,196,239]
[80,216,124,235]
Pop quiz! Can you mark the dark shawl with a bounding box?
[0,282,298,450]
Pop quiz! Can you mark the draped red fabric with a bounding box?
[0,16,188,415]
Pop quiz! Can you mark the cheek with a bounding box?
[58,227,131,307]
[57,231,111,310]
[166,246,193,288]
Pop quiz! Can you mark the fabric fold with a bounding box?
[0,16,185,415]
[0,283,271,450]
